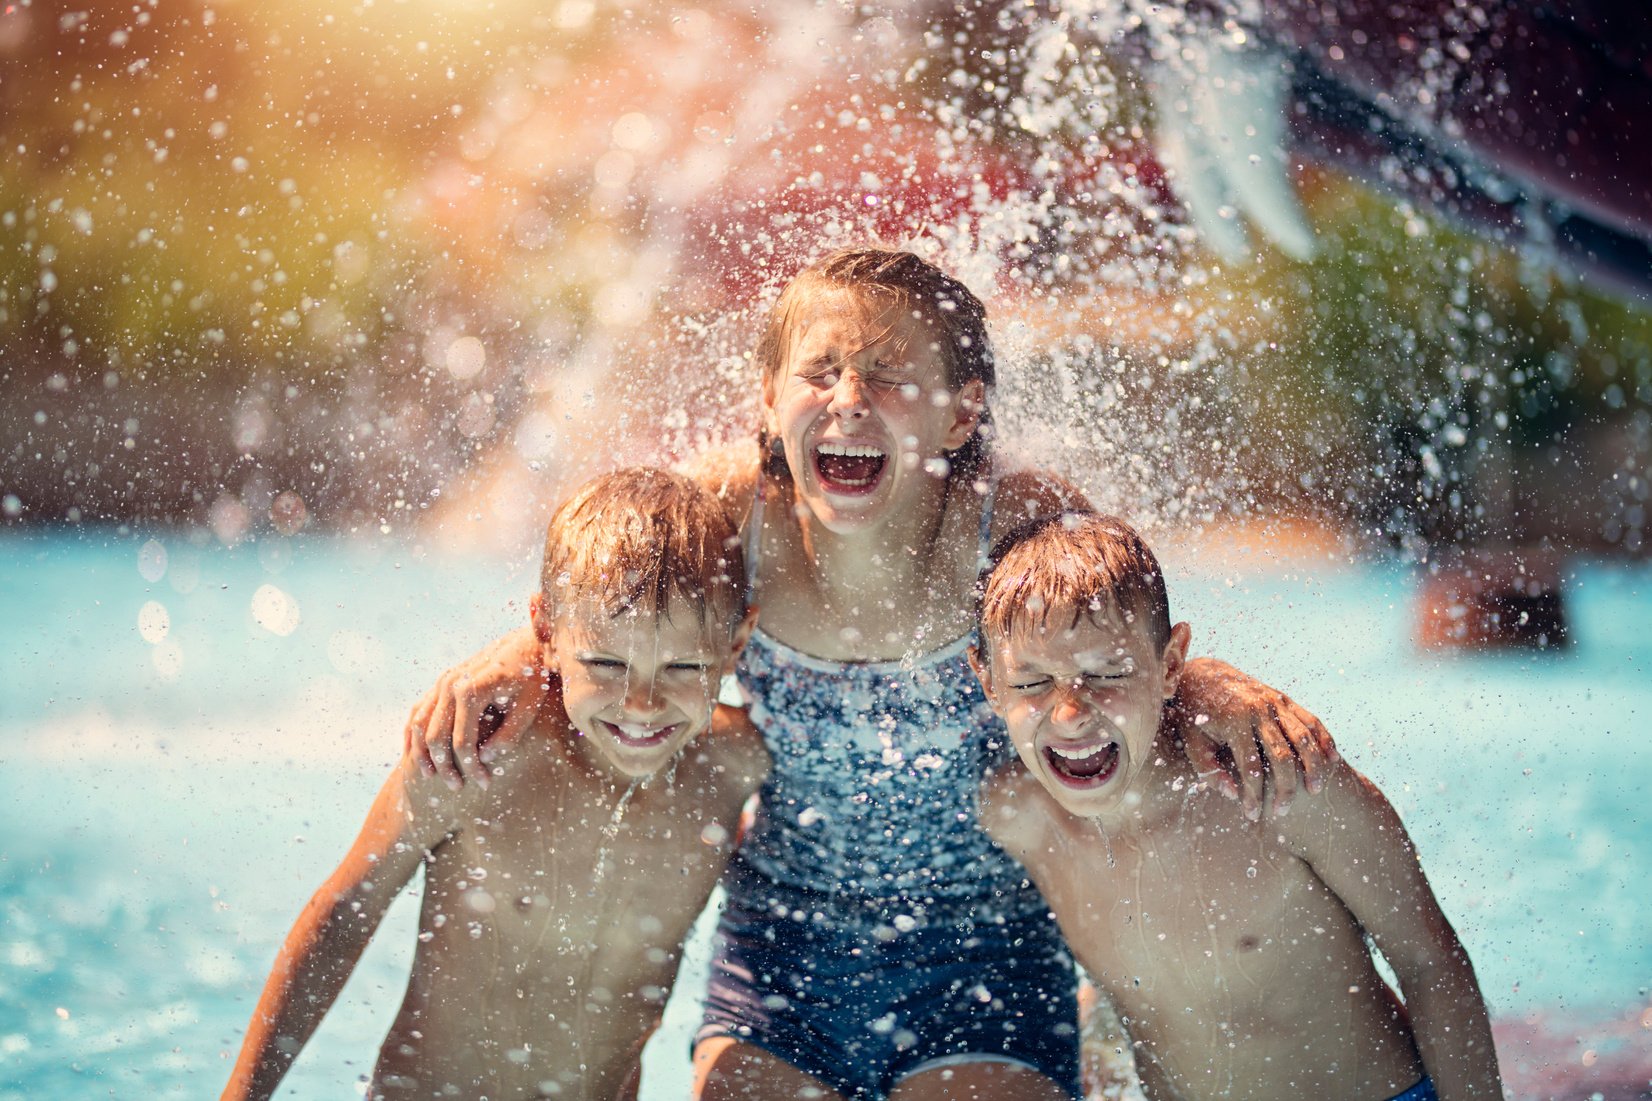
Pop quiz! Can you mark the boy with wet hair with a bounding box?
[967,512,1502,1101]
[224,468,767,1101]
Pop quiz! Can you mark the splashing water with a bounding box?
[590,779,642,890]
[6,0,1641,553]
[1092,818,1118,869]
[3,3,1650,1099]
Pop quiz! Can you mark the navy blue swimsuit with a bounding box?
[697,485,1081,1099]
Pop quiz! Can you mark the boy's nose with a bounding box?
[623,676,667,717]
[1050,683,1098,729]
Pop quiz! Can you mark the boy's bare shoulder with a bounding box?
[1271,756,1402,857]
[679,440,759,521]
[678,704,771,801]
[978,757,1056,859]
[991,467,1091,537]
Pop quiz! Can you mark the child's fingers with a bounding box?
[1258,707,1299,817]
[480,678,542,765]
[451,680,486,789]
[424,683,464,790]
[1277,706,1329,794]
[1231,723,1265,822]
[1182,726,1232,796]
[403,696,434,773]
[409,689,443,777]
[480,705,524,767]
[1306,710,1340,765]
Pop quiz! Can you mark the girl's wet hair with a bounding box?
[756,246,995,487]
[976,511,1173,655]
[540,467,747,625]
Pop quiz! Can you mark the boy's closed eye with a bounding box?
[663,661,715,676]
[1009,671,1131,693]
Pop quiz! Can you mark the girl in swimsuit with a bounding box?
[406,247,1337,1100]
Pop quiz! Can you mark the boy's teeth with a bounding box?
[1049,742,1107,761]
[1045,741,1119,782]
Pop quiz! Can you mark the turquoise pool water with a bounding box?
[2,531,1648,1099]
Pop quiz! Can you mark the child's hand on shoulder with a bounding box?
[1174,657,1339,821]
[402,626,551,791]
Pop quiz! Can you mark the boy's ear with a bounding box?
[1160,622,1192,701]
[529,592,555,645]
[966,644,1002,715]
[943,378,987,450]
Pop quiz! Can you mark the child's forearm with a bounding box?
[1404,955,1503,1101]
[221,872,402,1100]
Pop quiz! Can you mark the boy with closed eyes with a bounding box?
[223,469,768,1101]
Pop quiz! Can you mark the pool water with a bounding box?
[2,531,1648,1099]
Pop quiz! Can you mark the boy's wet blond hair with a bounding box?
[539,468,746,626]
[755,246,995,486]
[977,511,1172,655]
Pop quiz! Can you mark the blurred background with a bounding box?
[1,1,1649,1098]
[2,0,1646,552]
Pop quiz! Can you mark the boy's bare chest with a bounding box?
[427,779,731,961]
[1033,819,1321,1010]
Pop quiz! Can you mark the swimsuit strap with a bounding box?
[743,472,765,606]
[976,475,999,571]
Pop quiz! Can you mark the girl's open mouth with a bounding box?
[1044,741,1120,787]
[814,442,887,494]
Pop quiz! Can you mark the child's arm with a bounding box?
[222,761,462,1101]
[402,629,553,789]
[401,443,760,790]
[1282,762,1503,1101]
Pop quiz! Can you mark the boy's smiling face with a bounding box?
[973,601,1190,820]
[535,593,753,782]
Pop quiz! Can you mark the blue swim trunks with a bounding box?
[699,859,1081,1099]
[1388,1076,1438,1101]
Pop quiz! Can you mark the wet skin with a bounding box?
[224,596,768,1101]
[764,287,983,543]
[976,605,1498,1101]
[541,593,757,782]
[975,607,1190,822]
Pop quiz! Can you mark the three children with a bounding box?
[226,245,1499,1100]
[969,511,1503,1101]
[223,469,768,1101]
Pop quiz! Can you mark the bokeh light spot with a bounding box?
[137,601,171,644]
[250,584,301,637]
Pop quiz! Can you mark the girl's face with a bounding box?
[764,288,983,534]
